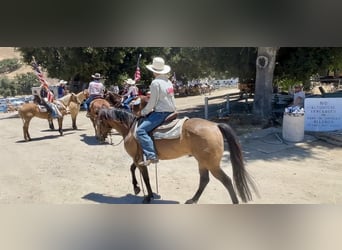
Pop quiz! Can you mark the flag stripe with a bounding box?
[134,66,141,82]
[32,60,54,102]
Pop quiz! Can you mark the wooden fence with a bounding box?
[204,92,252,119]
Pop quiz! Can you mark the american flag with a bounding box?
[134,66,141,82]
[134,53,142,82]
[32,58,54,102]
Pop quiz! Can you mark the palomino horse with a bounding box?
[96,107,258,204]
[18,93,78,141]
[48,90,89,130]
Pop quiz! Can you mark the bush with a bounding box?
[0,58,21,74]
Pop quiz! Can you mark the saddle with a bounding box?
[37,104,48,113]
[136,112,189,140]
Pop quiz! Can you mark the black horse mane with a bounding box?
[98,107,136,127]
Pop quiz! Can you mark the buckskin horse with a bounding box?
[95,107,258,204]
[18,93,78,141]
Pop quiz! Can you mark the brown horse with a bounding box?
[104,91,124,108]
[18,93,78,141]
[87,91,129,138]
[88,98,111,138]
[96,107,258,204]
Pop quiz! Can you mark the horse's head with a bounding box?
[83,89,90,99]
[105,91,122,108]
[96,108,113,142]
[130,95,149,116]
[69,93,80,105]
[96,107,136,142]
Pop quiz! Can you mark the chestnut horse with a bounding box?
[48,89,89,130]
[96,107,258,204]
[18,93,78,141]
[87,91,145,138]
[87,98,111,138]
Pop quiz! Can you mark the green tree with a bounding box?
[14,72,40,95]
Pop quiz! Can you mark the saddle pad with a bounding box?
[153,117,189,140]
[133,117,189,140]
[37,105,48,112]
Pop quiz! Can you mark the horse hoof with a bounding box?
[134,186,141,195]
[142,196,151,204]
[185,199,195,204]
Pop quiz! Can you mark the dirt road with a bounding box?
[1,88,341,204]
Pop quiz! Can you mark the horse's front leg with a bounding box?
[138,165,154,203]
[72,114,77,130]
[130,163,141,195]
[57,117,63,136]
[48,118,55,130]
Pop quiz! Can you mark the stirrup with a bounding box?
[138,158,159,167]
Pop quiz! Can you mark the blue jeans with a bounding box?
[136,112,172,160]
[84,95,99,111]
[122,95,136,110]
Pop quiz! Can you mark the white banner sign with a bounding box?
[304,98,342,131]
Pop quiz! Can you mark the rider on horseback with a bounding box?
[136,57,177,166]
[122,78,139,111]
[84,73,105,117]
[40,82,62,118]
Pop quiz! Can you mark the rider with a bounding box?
[122,78,139,110]
[85,73,105,117]
[136,57,177,166]
[58,80,67,98]
[40,82,62,118]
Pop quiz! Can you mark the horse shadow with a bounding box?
[16,131,76,143]
[82,192,179,204]
[80,133,103,146]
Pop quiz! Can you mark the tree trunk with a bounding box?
[253,47,278,120]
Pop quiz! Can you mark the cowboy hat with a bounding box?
[125,78,136,85]
[91,73,102,79]
[59,80,67,84]
[146,57,171,74]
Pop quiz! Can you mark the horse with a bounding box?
[87,91,128,138]
[104,91,124,108]
[18,93,78,141]
[48,90,89,130]
[87,97,111,138]
[95,107,258,204]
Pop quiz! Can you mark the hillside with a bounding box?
[0,47,58,84]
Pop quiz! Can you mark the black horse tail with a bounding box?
[217,123,258,203]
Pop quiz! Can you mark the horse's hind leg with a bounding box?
[210,168,239,204]
[23,119,32,141]
[185,168,209,204]
[130,163,141,195]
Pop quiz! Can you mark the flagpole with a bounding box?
[136,53,142,68]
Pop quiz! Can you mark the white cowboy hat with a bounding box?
[91,73,102,79]
[125,78,136,85]
[59,80,67,84]
[146,57,171,74]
